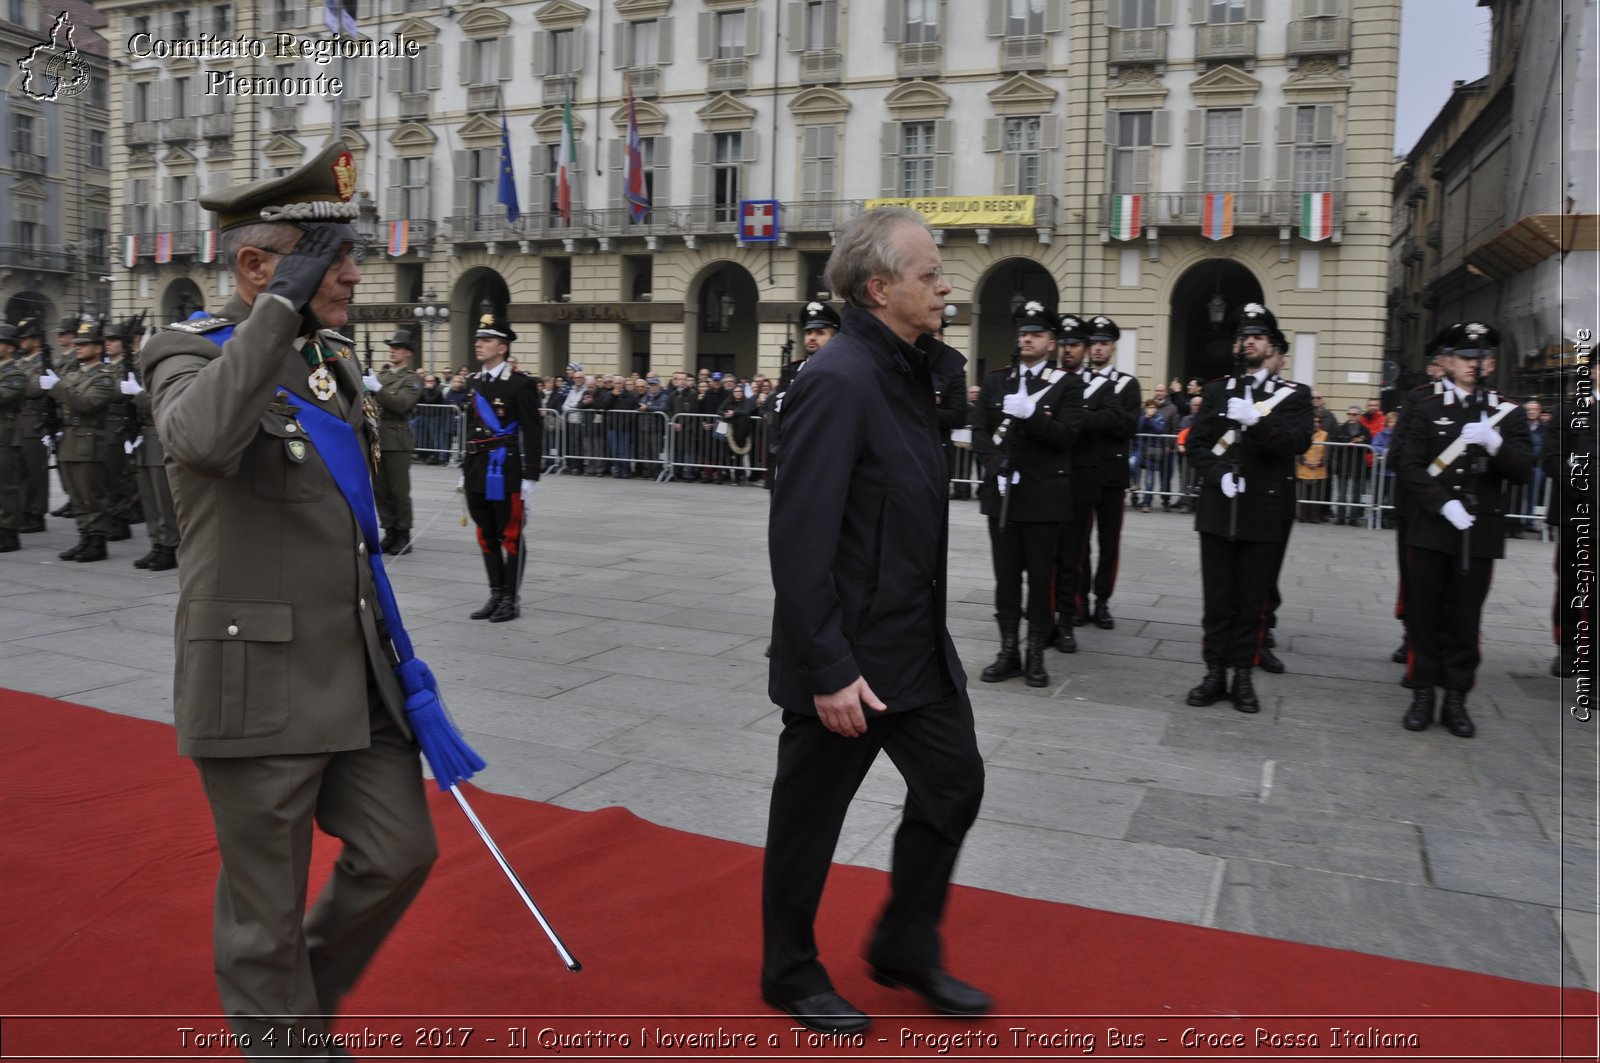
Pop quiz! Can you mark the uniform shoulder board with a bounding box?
[319,329,355,347]
[1042,368,1065,384]
[163,316,233,334]
[1114,375,1134,393]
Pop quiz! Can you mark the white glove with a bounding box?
[1459,420,1502,455]
[38,369,59,391]
[520,479,537,500]
[119,377,144,396]
[1226,396,1261,427]
[1441,499,1475,530]
[456,474,465,490]
[123,436,142,454]
[1220,472,1246,498]
[362,372,382,393]
[1001,391,1038,420]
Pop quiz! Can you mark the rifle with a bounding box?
[993,343,1022,530]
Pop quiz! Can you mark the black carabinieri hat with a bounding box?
[1432,320,1498,358]
[474,312,517,343]
[1233,303,1279,337]
[801,300,841,331]
[1087,315,1120,343]
[1014,300,1054,333]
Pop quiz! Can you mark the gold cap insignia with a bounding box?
[332,151,357,201]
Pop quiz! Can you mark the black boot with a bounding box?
[1440,690,1475,738]
[107,520,132,542]
[1391,635,1410,664]
[1257,645,1285,673]
[1023,626,1050,688]
[1053,613,1077,654]
[133,546,159,569]
[146,545,178,571]
[379,528,396,554]
[1186,666,1229,706]
[18,515,44,533]
[387,529,412,557]
[488,594,520,623]
[50,503,74,518]
[1231,668,1260,713]
[1070,603,1090,627]
[980,618,1022,683]
[1402,688,1435,731]
[470,594,502,620]
[1092,600,1115,629]
[75,534,108,562]
[58,536,86,561]
[1553,655,1577,678]
[0,528,19,553]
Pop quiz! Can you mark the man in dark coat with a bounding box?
[1396,321,1532,736]
[462,313,543,622]
[763,207,988,1035]
[972,301,1084,685]
[1185,304,1314,714]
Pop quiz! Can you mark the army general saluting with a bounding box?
[142,143,440,1057]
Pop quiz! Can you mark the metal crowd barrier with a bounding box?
[411,403,464,465]
[549,408,673,480]
[664,412,768,483]
[1129,432,1191,511]
[538,408,565,474]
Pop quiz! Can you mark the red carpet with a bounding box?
[0,689,1593,1061]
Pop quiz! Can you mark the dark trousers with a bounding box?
[1555,525,1592,665]
[1057,487,1124,614]
[466,490,526,597]
[1403,544,1494,690]
[1256,534,1291,663]
[761,692,985,998]
[988,515,1062,625]
[1199,532,1282,668]
[195,697,436,1058]
[21,430,47,518]
[373,446,413,529]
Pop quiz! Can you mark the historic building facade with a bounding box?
[95,0,1397,402]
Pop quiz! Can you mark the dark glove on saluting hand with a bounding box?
[265,223,343,334]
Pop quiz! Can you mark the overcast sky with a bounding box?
[1395,1,1493,156]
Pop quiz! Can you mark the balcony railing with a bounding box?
[1114,191,1343,231]
[0,244,71,271]
[541,74,578,106]
[466,84,501,112]
[624,66,660,98]
[1194,22,1257,64]
[11,151,46,173]
[1000,34,1047,72]
[202,113,232,138]
[386,219,437,254]
[787,200,864,232]
[398,92,431,120]
[125,121,158,147]
[896,41,941,78]
[1109,27,1167,64]
[162,117,197,142]
[447,213,522,243]
[708,57,749,91]
[798,50,841,85]
[1287,17,1350,58]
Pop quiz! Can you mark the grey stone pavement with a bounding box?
[2,465,1596,993]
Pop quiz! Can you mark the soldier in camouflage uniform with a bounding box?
[368,330,425,555]
[102,323,141,541]
[14,319,54,532]
[0,324,28,551]
[49,322,120,562]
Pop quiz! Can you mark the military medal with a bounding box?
[308,364,337,400]
[285,438,307,463]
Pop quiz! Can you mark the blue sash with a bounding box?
[472,390,520,502]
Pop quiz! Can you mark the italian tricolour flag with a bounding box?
[1109,194,1142,241]
[556,97,576,227]
[1300,192,1333,242]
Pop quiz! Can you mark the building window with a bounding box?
[713,132,741,222]
[715,10,746,58]
[632,19,660,65]
[400,158,428,219]
[1203,108,1241,189]
[1112,112,1152,193]
[1209,0,1245,22]
[1293,105,1334,191]
[468,38,498,84]
[273,0,294,30]
[803,1,828,49]
[8,0,25,23]
[131,14,149,35]
[171,77,189,118]
[901,121,936,196]
[464,147,496,218]
[630,137,658,222]
[88,128,107,168]
[905,0,939,43]
[212,5,230,35]
[170,176,193,230]
[129,180,150,234]
[551,28,577,73]
[89,217,108,266]
[172,9,189,36]
[1116,0,1157,26]
[1004,117,1042,194]
[400,49,428,92]
[11,113,34,155]
[1006,0,1044,35]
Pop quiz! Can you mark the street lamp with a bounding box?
[412,289,450,374]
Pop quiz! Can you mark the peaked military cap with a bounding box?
[1056,312,1090,343]
[1432,320,1498,358]
[474,312,516,343]
[72,321,104,344]
[1087,315,1120,342]
[1232,303,1278,337]
[1014,300,1054,333]
[200,141,360,240]
[0,323,19,344]
[1268,328,1290,354]
[57,315,82,336]
[17,318,43,339]
[384,331,418,351]
[800,300,841,331]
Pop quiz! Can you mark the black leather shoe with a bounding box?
[1402,688,1434,731]
[50,503,74,518]
[107,521,132,542]
[1092,602,1115,629]
[1231,668,1260,713]
[1053,616,1077,654]
[387,530,413,557]
[18,516,44,533]
[1257,646,1285,674]
[1391,641,1409,664]
[379,528,397,554]
[132,547,157,569]
[58,537,85,561]
[1440,690,1475,738]
[75,534,108,562]
[870,967,992,1016]
[489,596,520,623]
[469,594,502,620]
[1023,630,1050,688]
[1070,605,1089,627]
[146,546,178,571]
[980,619,1022,683]
[1263,632,1276,649]
[0,529,18,553]
[1186,667,1229,706]
[761,989,870,1034]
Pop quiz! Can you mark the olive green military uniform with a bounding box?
[130,383,180,568]
[0,330,28,550]
[371,361,424,544]
[103,351,142,530]
[55,340,119,557]
[17,340,54,530]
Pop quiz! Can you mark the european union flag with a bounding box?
[497,109,520,224]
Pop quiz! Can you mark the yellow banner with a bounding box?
[865,196,1037,227]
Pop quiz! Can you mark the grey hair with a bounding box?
[219,221,302,278]
[825,206,931,310]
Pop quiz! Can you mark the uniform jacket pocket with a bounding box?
[179,597,293,740]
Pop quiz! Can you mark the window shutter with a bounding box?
[697,12,714,60]
[1000,153,1019,194]
[934,119,953,155]
[987,0,1005,37]
[884,0,905,43]
[1133,148,1152,194]
[823,2,840,49]
[386,159,401,217]
[569,29,587,72]
[984,117,1003,153]
[1242,144,1261,193]
[1278,106,1296,144]
[387,55,405,87]
[1045,0,1066,33]
[459,41,472,83]
[691,133,711,206]
[788,2,804,51]
[608,138,623,205]
[1104,112,1120,146]
[1330,142,1346,197]
[934,155,953,197]
[614,22,630,68]
[358,62,374,96]
[1189,0,1207,23]
[454,149,470,214]
[1185,110,1203,194]
[880,122,900,196]
[1105,0,1123,28]
[1040,114,1061,150]
[1153,110,1172,146]
[1246,0,1265,20]
[1243,106,1261,145]
[1276,143,1294,194]
[653,136,671,206]
[745,8,763,57]
[933,122,953,195]
[1314,104,1336,143]
[1156,0,1175,25]
[500,37,513,80]
[741,131,759,163]
[658,18,675,63]
[531,31,548,76]
[1187,108,1205,145]
[426,44,441,89]
[801,126,820,197]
